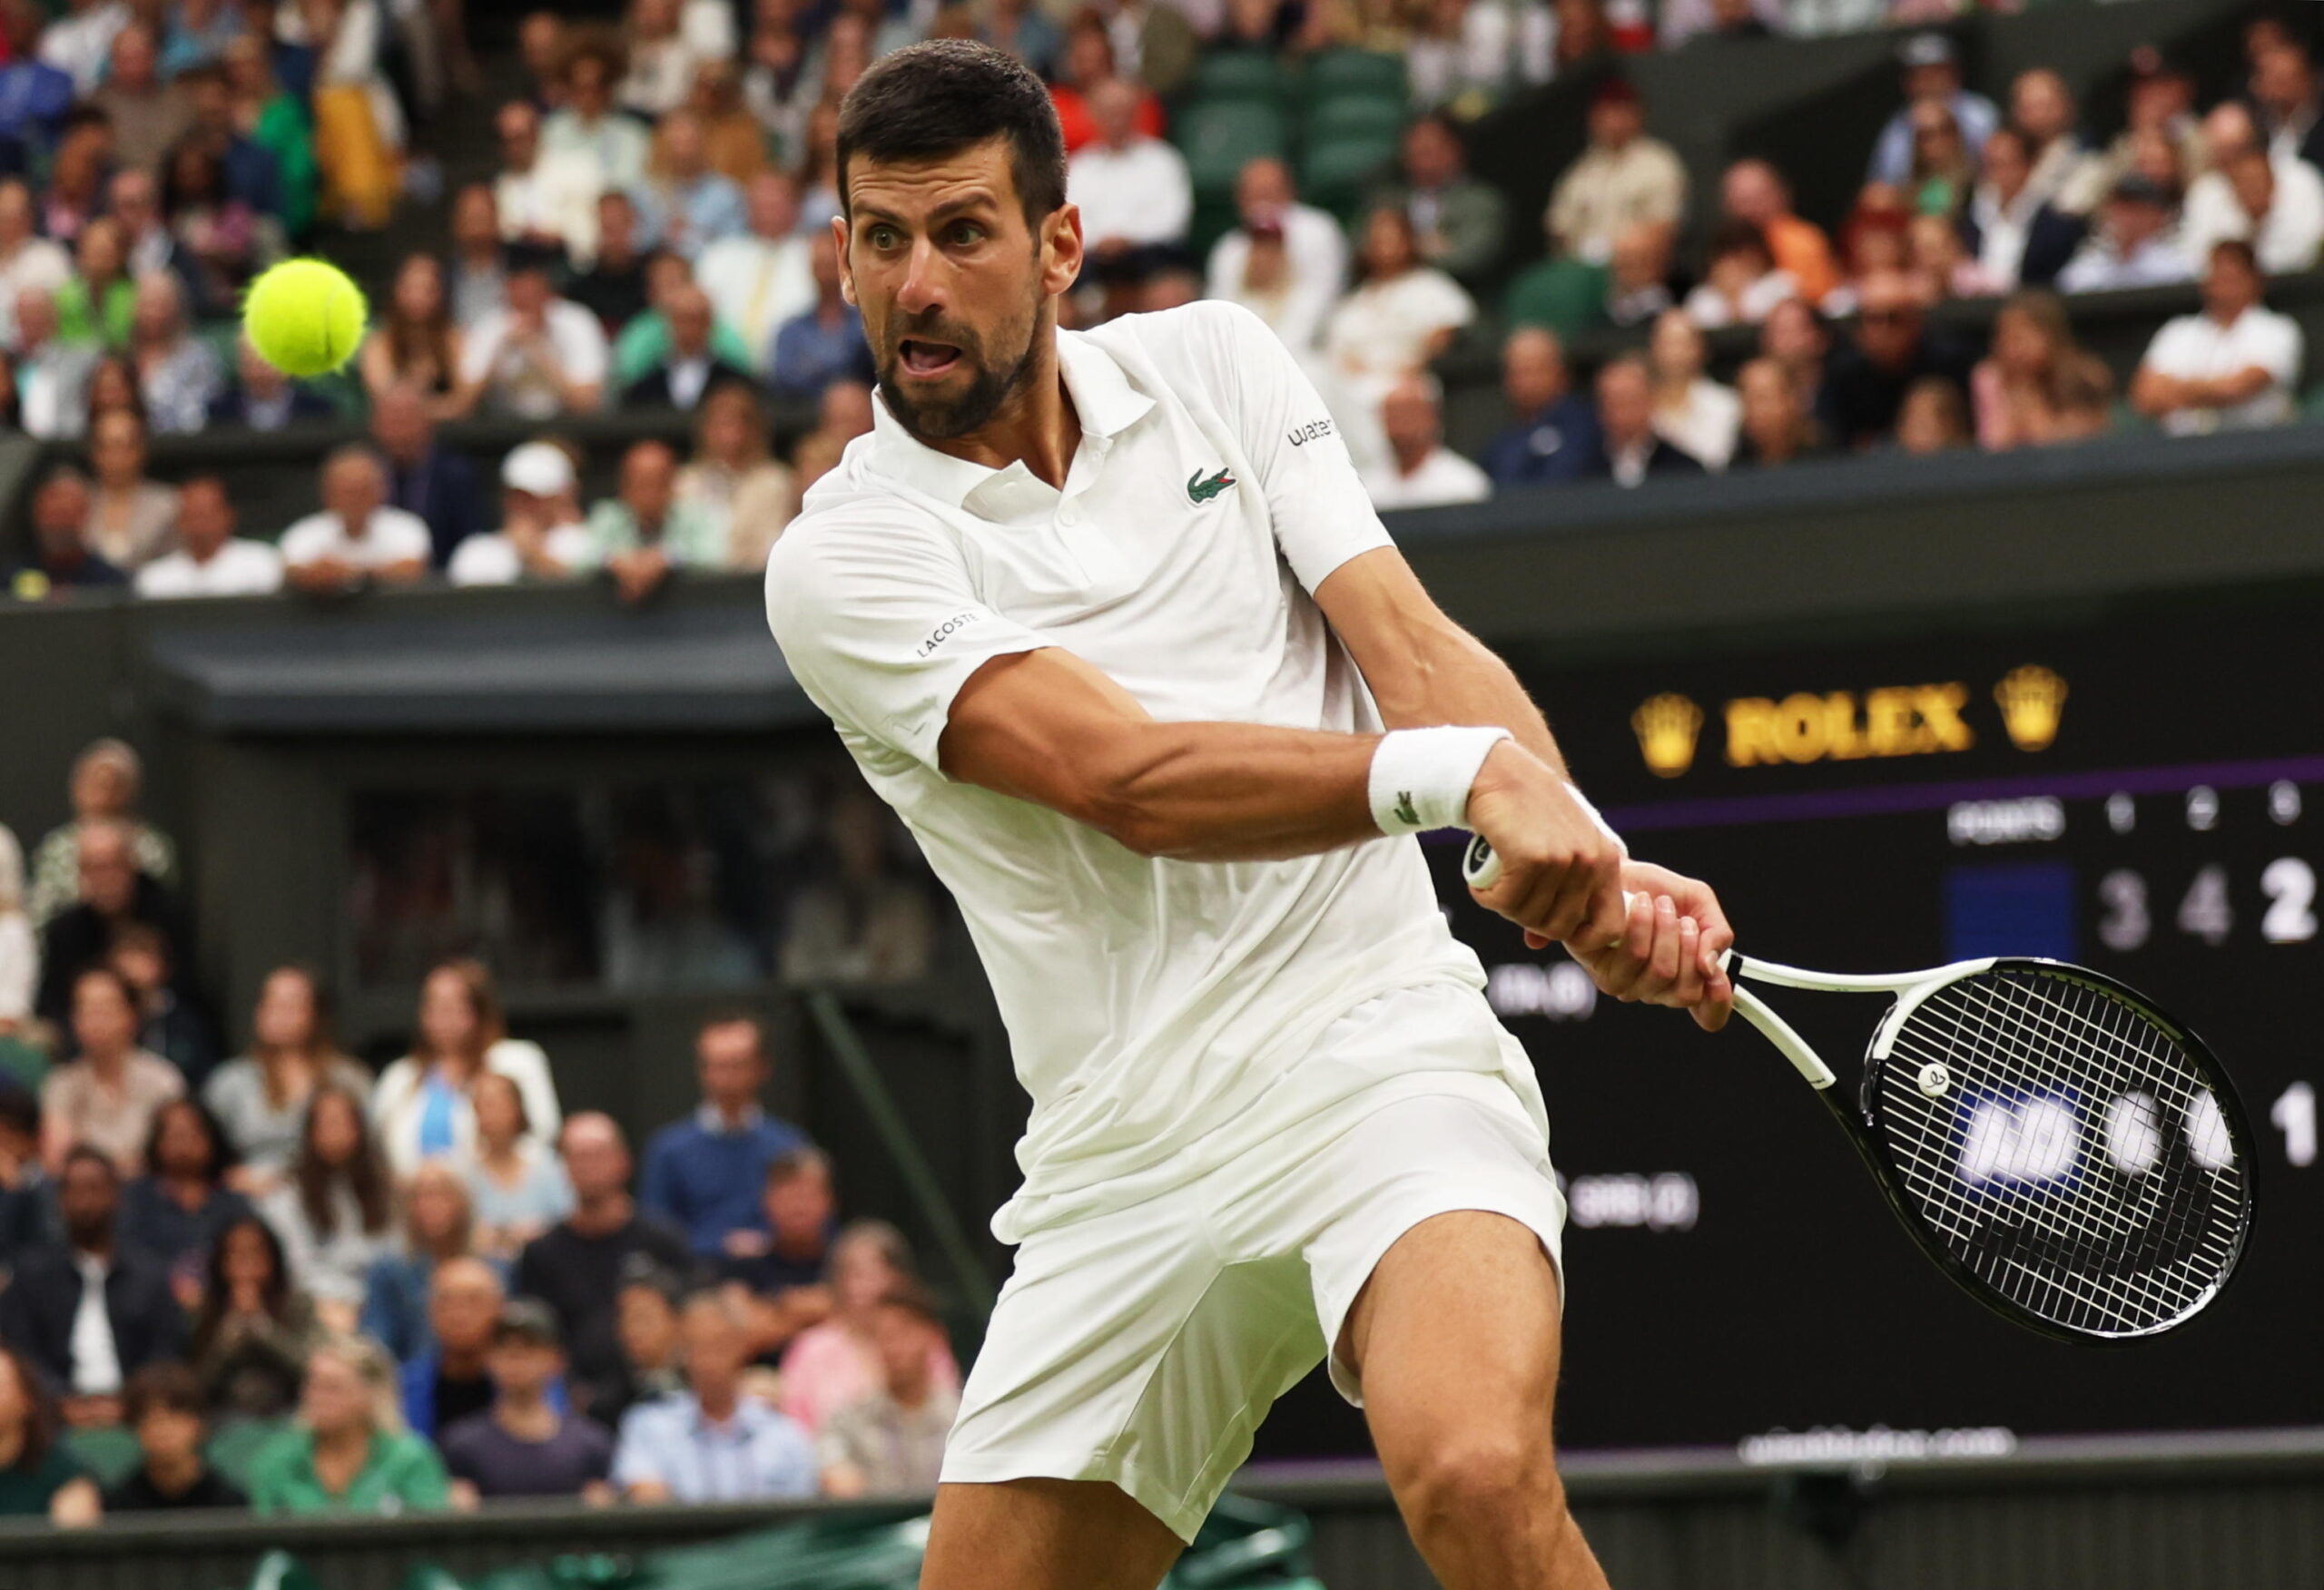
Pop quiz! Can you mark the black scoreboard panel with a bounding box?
[1413,603,2321,1454]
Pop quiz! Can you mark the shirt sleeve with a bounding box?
[2251,317,2304,386]
[1199,299,1393,594]
[763,506,1058,775]
[275,516,330,567]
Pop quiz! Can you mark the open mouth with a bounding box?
[898,338,962,379]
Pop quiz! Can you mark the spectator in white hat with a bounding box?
[447,443,597,586]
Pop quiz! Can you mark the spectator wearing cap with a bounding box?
[1817,268,1973,449]
[279,447,434,594]
[1589,355,1707,486]
[818,1282,958,1499]
[1205,158,1347,357]
[1066,77,1193,275]
[697,172,814,376]
[457,261,610,421]
[641,1014,811,1260]
[1869,34,2001,189]
[2183,109,2324,277]
[1359,373,1491,511]
[0,1144,183,1420]
[1367,113,1507,289]
[103,1361,245,1511]
[440,1299,615,1506]
[1718,161,1837,306]
[7,468,125,600]
[210,335,338,431]
[1965,127,2086,292]
[2132,239,2303,437]
[613,1291,816,1502]
[515,1114,693,1421]
[448,442,596,587]
[1481,327,1600,488]
[622,284,753,409]
[2250,42,2324,175]
[372,384,482,569]
[2055,173,2194,294]
[1546,81,1686,269]
[769,230,875,400]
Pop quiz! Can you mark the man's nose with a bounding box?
[896,239,949,319]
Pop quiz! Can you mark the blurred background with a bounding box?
[0,0,2319,1582]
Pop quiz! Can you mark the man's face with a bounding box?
[616,1286,677,1366]
[697,1021,764,1108]
[2253,49,2312,119]
[2205,250,2262,319]
[112,172,159,236]
[33,476,88,543]
[1236,158,1292,221]
[370,389,430,459]
[497,103,539,171]
[1090,78,1138,146]
[562,1120,629,1201]
[60,1155,119,1245]
[0,181,33,247]
[92,413,143,480]
[2109,194,2167,250]
[178,486,231,558]
[2012,72,2071,144]
[1721,163,1777,226]
[622,446,675,522]
[765,1165,833,1244]
[190,73,232,134]
[1854,275,1924,367]
[79,828,136,915]
[1588,98,1641,149]
[1983,132,2029,198]
[2128,73,2190,132]
[137,1404,203,1467]
[663,113,707,176]
[569,55,611,116]
[680,1307,746,1389]
[487,1337,560,1398]
[667,290,714,356]
[840,136,1078,445]
[869,1305,932,1391]
[1596,364,1652,447]
[747,174,799,240]
[1503,331,1565,414]
[325,456,385,523]
[1402,121,1457,187]
[1379,382,1435,456]
[1905,61,1958,103]
[111,25,158,91]
[431,1263,504,1355]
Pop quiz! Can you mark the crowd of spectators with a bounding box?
[6,0,2324,581]
[0,737,962,1521]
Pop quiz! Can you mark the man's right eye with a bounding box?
[868,225,900,250]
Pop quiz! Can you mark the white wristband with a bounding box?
[1370,727,1512,836]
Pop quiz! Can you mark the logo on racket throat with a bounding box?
[1187,466,1236,505]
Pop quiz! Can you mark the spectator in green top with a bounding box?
[0,1345,101,1525]
[247,1335,449,1516]
[585,439,724,605]
[54,218,137,351]
[222,34,317,239]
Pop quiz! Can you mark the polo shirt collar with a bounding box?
[695,1102,765,1135]
[870,330,1156,517]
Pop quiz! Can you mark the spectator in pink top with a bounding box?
[774,1221,957,1434]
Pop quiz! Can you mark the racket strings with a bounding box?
[1873,967,2247,1338]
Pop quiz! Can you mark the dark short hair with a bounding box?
[0,1083,39,1143]
[765,1144,832,1189]
[122,1361,205,1427]
[699,1008,767,1053]
[872,1279,942,1330]
[2209,237,2261,275]
[836,39,1068,229]
[61,1143,117,1183]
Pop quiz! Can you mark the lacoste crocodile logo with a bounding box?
[1187,466,1236,505]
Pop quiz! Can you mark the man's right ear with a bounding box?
[832,215,858,308]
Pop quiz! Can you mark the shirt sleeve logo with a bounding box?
[1285,417,1334,447]
[1186,466,1238,505]
[915,611,984,658]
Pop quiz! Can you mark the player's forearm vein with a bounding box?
[1078,723,1381,861]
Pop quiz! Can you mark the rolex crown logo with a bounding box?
[1994,665,2067,752]
[1631,693,1705,778]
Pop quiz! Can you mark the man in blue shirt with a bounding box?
[611,1291,817,1502]
[769,230,876,400]
[639,1015,812,1257]
[1480,328,1600,490]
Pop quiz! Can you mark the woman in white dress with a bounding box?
[1324,207,1474,415]
[369,958,560,1180]
[1647,308,1741,471]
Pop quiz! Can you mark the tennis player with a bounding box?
[765,40,1736,1589]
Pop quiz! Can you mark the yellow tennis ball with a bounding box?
[242,258,368,378]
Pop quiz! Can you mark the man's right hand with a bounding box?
[1462,741,1629,953]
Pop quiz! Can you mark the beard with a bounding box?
[874,301,1044,444]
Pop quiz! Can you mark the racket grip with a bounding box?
[1462,833,1501,888]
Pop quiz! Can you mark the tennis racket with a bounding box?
[1462,835,2255,1343]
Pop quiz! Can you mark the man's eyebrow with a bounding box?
[851,191,1004,228]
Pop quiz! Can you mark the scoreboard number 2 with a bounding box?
[2260,858,2318,944]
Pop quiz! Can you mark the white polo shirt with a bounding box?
[278,506,435,570]
[1361,447,1492,510]
[766,301,1513,1243]
[2140,304,2304,437]
[133,539,286,598]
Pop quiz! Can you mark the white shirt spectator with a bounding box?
[2182,159,2324,277]
[541,111,651,193]
[459,299,611,420]
[698,233,814,373]
[1322,267,1475,391]
[69,1252,122,1395]
[38,0,129,93]
[2139,304,2303,437]
[1360,447,1492,509]
[134,539,285,598]
[1681,270,1797,329]
[448,524,597,586]
[1067,136,1193,250]
[1654,378,1742,470]
[0,240,71,350]
[1204,204,1347,354]
[1408,0,1553,108]
[2056,231,2195,294]
[497,152,606,260]
[278,506,434,572]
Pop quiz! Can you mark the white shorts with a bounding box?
[940,986,1568,1544]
